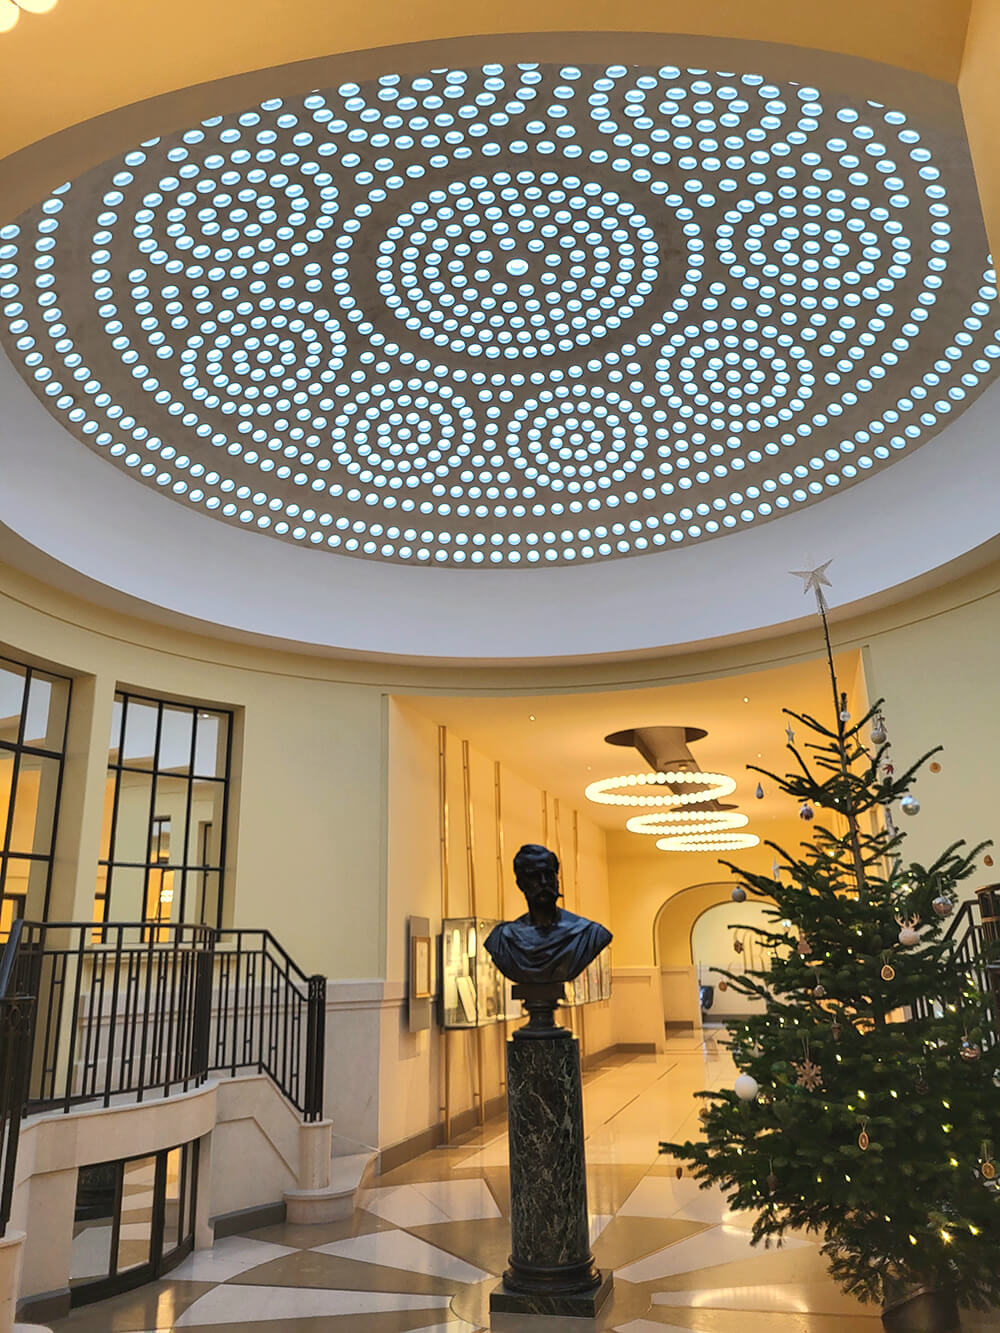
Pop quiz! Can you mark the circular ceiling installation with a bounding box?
[1,61,997,569]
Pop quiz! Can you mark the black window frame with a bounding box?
[0,653,72,929]
[96,691,233,932]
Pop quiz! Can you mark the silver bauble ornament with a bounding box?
[812,984,826,998]
[799,802,815,822]
[900,793,920,817]
[932,895,954,919]
[840,708,851,723]
[731,885,747,903]
[898,925,919,946]
[961,1039,982,1063]
[870,718,888,746]
[734,1073,760,1102]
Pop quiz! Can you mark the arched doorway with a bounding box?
[653,883,774,1031]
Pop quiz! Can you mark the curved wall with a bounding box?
[3,551,999,979]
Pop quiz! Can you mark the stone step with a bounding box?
[283,1150,375,1225]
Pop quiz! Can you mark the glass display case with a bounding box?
[563,948,612,1007]
[440,918,503,1028]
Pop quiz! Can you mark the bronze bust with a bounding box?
[484,844,612,985]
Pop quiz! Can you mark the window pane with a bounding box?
[152,776,190,864]
[98,775,116,862]
[103,865,146,923]
[8,753,61,855]
[0,663,26,747]
[23,672,69,751]
[193,712,227,778]
[162,1147,183,1257]
[111,772,154,863]
[108,697,124,764]
[122,699,159,769]
[1,856,48,921]
[71,1161,118,1285]
[187,784,226,866]
[196,870,221,928]
[116,1157,155,1274]
[0,751,13,847]
[159,707,193,775]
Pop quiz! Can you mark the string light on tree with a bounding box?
[661,560,999,1327]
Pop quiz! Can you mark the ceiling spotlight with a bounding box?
[0,0,57,27]
[626,811,749,835]
[656,832,761,853]
[585,770,737,808]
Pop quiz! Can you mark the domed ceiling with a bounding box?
[0,60,996,570]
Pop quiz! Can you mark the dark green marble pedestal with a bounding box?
[490,1268,614,1318]
[489,982,613,1322]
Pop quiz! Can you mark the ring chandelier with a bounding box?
[584,769,737,807]
[656,831,761,852]
[625,809,749,834]
[1,63,997,567]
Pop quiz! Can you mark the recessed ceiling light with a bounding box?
[0,61,993,569]
[528,713,536,721]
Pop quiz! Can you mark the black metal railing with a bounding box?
[209,930,326,1119]
[911,900,998,1040]
[0,923,36,1239]
[2,921,325,1123]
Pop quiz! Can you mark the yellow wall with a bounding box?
[0,0,972,164]
[382,700,612,1150]
[2,553,999,986]
[0,563,386,977]
[959,0,1000,262]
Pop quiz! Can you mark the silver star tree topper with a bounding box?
[790,559,834,612]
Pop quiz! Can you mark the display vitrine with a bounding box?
[440,918,503,1028]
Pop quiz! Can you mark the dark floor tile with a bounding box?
[49,1279,214,1332]
[234,1210,394,1250]
[591,1214,710,1271]
[406,1217,512,1277]
[226,1247,464,1297]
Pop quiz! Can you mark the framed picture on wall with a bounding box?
[411,933,432,999]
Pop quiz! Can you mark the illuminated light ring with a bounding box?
[584,770,737,807]
[655,831,761,852]
[0,63,997,567]
[626,809,749,834]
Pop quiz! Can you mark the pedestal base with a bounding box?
[489,1269,614,1319]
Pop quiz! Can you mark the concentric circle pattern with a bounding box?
[1,62,998,566]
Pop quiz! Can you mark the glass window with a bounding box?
[0,654,71,932]
[96,692,232,929]
[70,1141,198,1306]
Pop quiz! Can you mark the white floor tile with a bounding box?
[409,1177,502,1221]
[173,1284,450,1326]
[618,1223,810,1283]
[313,1229,490,1282]
[169,1235,299,1282]
[616,1175,712,1219]
[652,1281,869,1315]
[361,1185,453,1228]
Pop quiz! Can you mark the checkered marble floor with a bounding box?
[48,1038,1000,1333]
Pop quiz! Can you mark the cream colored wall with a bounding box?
[381,700,613,1154]
[0,564,385,977]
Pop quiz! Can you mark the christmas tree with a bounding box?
[661,565,1000,1323]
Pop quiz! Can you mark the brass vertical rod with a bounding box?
[572,809,580,914]
[494,761,508,1093]
[541,790,548,843]
[462,740,487,1127]
[438,725,451,1144]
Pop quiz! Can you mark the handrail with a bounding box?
[0,918,34,1239]
[1,920,325,1123]
[0,917,25,998]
